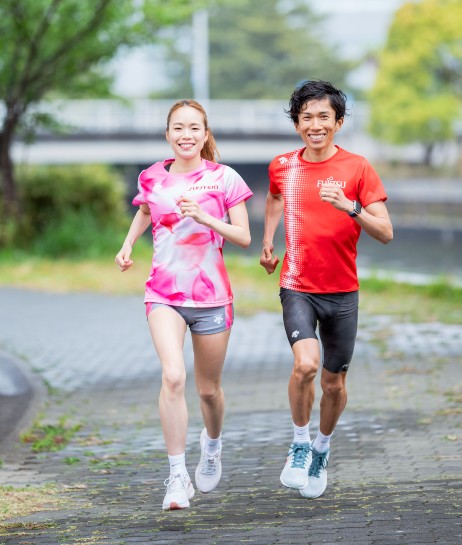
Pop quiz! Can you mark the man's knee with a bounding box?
[321,371,346,397]
[293,353,319,383]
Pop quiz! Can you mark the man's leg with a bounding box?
[301,291,358,499]
[279,289,320,489]
[288,338,320,427]
[279,339,320,488]
[318,368,348,436]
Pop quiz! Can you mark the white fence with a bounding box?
[27,99,368,136]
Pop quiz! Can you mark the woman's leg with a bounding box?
[192,328,230,493]
[192,329,231,438]
[148,306,188,455]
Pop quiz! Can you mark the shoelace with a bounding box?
[308,452,328,477]
[200,452,220,475]
[164,473,188,492]
[290,444,311,469]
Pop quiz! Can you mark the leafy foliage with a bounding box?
[0,0,206,104]
[0,0,218,216]
[10,164,130,257]
[158,0,351,99]
[368,0,462,160]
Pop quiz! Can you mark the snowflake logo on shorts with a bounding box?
[291,330,299,338]
[214,315,224,325]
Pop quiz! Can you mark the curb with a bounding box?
[0,350,47,460]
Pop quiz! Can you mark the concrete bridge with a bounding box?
[5,98,462,280]
[11,99,430,166]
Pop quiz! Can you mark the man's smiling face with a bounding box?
[295,98,343,158]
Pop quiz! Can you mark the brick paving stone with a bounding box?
[0,287,461,544]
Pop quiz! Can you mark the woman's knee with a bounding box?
[162,367,186,394]
[197,383,221,405]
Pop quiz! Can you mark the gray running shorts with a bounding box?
[145,302,234,335]
[279,288,359,373]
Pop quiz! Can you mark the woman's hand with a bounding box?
[115,243,134,272]
[179,197,209,224]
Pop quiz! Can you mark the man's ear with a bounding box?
[335,118,344,132]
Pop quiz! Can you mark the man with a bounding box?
[260,80,393,499]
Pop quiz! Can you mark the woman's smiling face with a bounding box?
[166,105,209,161]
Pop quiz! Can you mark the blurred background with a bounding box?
[1,0,461,284]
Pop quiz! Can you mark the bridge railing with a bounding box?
[25,99,367,136]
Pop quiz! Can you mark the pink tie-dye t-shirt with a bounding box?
[133,159,253,307]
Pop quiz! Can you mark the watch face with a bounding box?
[354,201,362,215]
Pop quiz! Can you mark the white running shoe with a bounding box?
[195,428,222,493]
[300,448,329,499]
[280,442,312,489]
[162,473,195,510]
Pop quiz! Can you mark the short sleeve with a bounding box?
[268,158,281,195]
[132,171,147,207]
[223,166,253,209]
[358,160,388,207]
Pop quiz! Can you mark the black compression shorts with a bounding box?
[279,288,359,373]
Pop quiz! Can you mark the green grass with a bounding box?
[0,484,63,522]
[0,250,461,323]
[20,416,82,453]
[357,275,462,323]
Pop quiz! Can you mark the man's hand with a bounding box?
[260,245,280,275]
[319,184,352,213]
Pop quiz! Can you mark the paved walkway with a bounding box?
[0,287,461,544]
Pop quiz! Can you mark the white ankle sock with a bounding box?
[168,453,187,475]
[293,421,311,444]
[205,431,222,456]
[312,431,332,453]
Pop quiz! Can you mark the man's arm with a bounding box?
[355,201,393,244]
[319,185,393,245]
[260,191,284,274]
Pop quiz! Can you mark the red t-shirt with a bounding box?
[269,146,387,293]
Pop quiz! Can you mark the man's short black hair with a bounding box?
[286,80,347,123]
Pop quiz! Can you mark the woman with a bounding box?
[115,100,252,510]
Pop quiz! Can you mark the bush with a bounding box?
[9,164,131,257]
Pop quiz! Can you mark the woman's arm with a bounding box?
[179,197,251,248]
[115,204,151,272]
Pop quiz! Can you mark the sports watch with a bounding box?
[348,200,362,217]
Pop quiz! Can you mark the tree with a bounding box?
[0,0,211,223]
[157,0,351,99]
[368,0,462,165]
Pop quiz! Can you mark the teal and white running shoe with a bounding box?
[300,448,329,498]
[280,442,312,489]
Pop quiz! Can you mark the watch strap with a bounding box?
[348,200,361,217]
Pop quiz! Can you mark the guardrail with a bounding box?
[22,99,367,136]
